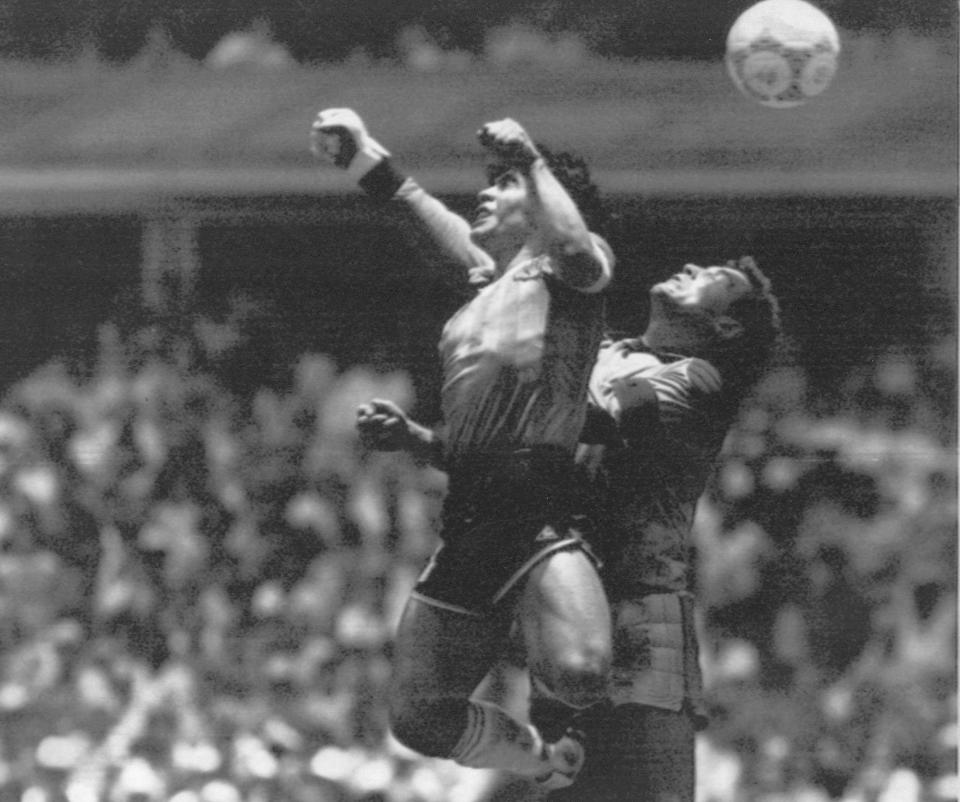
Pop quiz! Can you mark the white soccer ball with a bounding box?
[726,0,840,108]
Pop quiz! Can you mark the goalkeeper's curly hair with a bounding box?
[711,255,782,403]
[485,143,608,235]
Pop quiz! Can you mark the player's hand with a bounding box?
[356,398,414,452]
[477,118,541,168]
[310,107,390,176]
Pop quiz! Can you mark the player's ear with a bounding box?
[714,315,744,342]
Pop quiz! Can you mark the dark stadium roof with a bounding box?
[0,46,954,212]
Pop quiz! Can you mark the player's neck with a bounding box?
[497,242,538,274]
[642,319,711,357]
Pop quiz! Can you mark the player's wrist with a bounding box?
[522,152,547,172]
[346,146,385,182]
[358,159,407,201]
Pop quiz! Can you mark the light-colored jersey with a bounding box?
[440,256,605,458]
[388,177,611,460]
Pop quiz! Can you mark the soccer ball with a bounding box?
[726,0,840,108]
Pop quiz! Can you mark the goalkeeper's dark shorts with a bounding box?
[411,446,601,617]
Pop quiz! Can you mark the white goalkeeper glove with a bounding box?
[310,107,391,182]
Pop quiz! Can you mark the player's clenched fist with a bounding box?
[477,118,541,168]
[311,107,390,179]
[356,398,416,452]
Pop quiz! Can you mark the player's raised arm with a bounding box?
[477,119,612,294]
[311,107,491,283]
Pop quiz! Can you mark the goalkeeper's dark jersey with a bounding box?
[584,338,730,597]
[580,338,731,715]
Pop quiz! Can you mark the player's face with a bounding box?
[651,264,752,317]
[469,168,532,247]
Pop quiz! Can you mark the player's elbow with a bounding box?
[554,246,613,294]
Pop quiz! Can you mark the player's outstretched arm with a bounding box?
[356,399,446,468]
[478,119,612,294]
[311,107,491,283]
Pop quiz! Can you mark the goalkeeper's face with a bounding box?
[469,168,533,252]
[651,264,751,318]
[649,263,754,348]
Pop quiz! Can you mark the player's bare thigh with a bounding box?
[517,548,612,706]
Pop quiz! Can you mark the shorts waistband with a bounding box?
[447,445,574,474]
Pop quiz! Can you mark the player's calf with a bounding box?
[392,695,576,779]
[389,696,470,758]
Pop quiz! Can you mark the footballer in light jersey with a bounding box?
[312,108,614,789]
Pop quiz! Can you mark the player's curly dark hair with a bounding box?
[485,143,607,234]
[712,255,782,401]
[539,144,607,234]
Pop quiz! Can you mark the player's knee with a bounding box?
[542,644,611,708]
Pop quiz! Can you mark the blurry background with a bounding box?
[0,1,955,801]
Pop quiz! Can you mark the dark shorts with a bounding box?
[412,447,600,616]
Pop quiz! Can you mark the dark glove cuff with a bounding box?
[358,159,407,202]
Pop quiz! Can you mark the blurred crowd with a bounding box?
[693,344,957,802]
[0,312,954,802]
